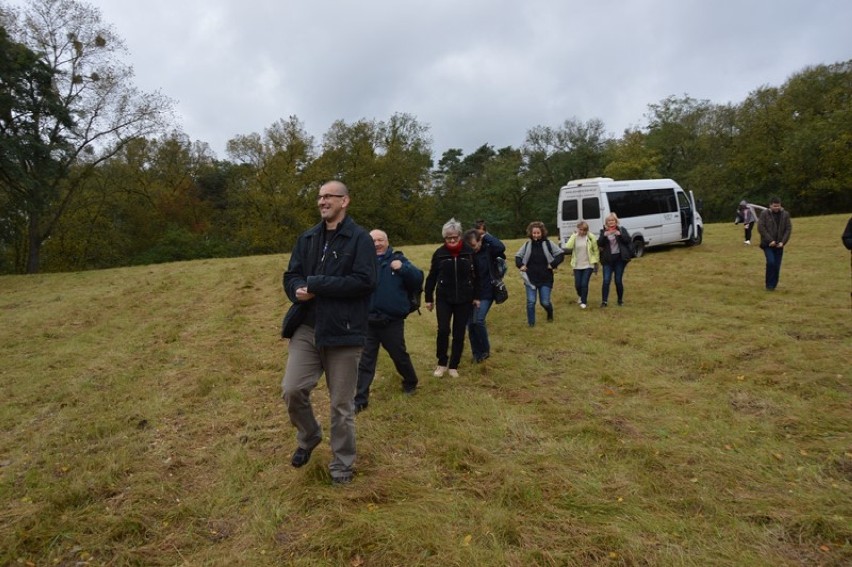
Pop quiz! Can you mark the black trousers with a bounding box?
[435,298,473,369]
[355,318,418,406]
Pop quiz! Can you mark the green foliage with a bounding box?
[0,0,172,273]
[1,0,849,278]
[603,130,662,180]
[128,226,233,265]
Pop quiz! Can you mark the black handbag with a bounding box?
[488,252,509,304]
[492,279,509,304]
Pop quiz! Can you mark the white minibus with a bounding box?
[557,177,703,256]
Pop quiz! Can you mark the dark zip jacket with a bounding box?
[473,233,507,300]
[370,248,423,320]
[283,215,377,347]
[424,243,480,305]
[597,225,633,264]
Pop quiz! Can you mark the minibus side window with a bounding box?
[582,197,599,220]
[561,200,578,221]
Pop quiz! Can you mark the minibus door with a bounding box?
[676,191,693,239]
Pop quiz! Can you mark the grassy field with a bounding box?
[1,214,850,566]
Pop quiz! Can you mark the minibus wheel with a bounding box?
[632,238,645,258]
[686,226,703,246]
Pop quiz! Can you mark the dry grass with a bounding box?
[1,214,850,566]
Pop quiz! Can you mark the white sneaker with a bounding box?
[580,303,587,309]
[448,369,459,378]
[744,240,750,245]
[433,366,448,377]
[577,297,582,304]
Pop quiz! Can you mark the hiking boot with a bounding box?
[291,443,318,468]
[332,473,353,486]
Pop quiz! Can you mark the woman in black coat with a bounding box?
[597,212,633,307]
[424,218,480,378]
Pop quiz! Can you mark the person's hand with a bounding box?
[295,287,315,302]
[473,299,480,308]
[769,241,777,247]
[425,302,434,312]
[390,259,402,270]
[519,265,527,272]
[777,242,784,248]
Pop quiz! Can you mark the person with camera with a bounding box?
[354,229,422,413]
[597,213,633,307]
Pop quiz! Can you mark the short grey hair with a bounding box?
[442,218,463,238]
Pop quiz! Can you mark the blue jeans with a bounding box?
[468,298,493,361]
[763,246,784,289]
[601,259,626,304]
[524,284,552,326]
[573,268,594,304]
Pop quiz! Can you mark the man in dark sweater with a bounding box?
[757,196,793,291]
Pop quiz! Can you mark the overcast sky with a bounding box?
[26,0,852,160]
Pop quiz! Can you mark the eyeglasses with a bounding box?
[317,193,346,201]
[444,235,460,242]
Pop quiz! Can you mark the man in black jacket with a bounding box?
[281,180,377,485]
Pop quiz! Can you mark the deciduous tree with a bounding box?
[0,0,172,272]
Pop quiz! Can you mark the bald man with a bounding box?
[281,180,377,485]
[354,229,422,413]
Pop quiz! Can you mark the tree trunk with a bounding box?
[26,214,41,274]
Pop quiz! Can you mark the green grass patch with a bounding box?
[1,215,850,565]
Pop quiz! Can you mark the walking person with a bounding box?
[735,200,758,245]
[597,213,633,307]
[843,216,852,307]
[757,196,792,291]
[280,181,377,485]
[354,229,422,413]
[563,220,600,309]
[464,227,506,363]
[424,218,480,378]
[515,221,564,326]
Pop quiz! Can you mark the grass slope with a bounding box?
[1,215,850,566]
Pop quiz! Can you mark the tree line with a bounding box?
[2,0,850,274]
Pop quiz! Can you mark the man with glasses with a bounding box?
[281,180,377,485]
